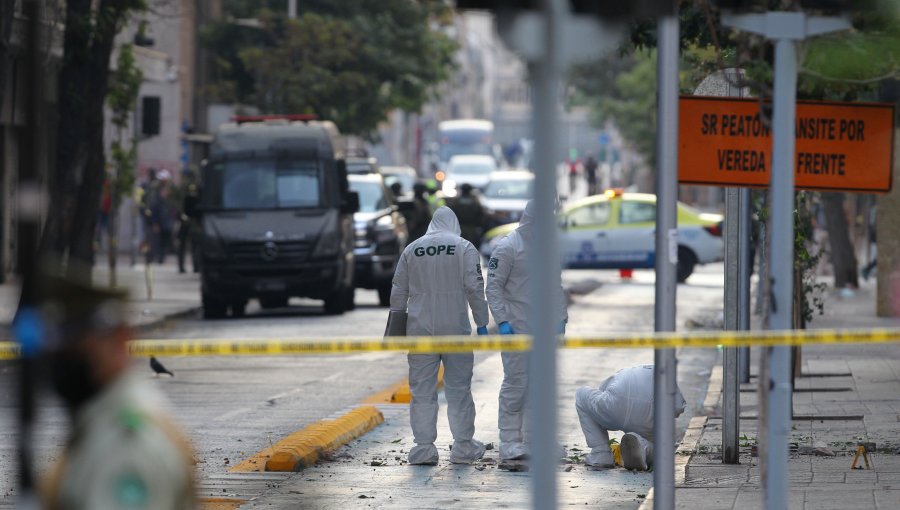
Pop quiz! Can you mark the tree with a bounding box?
[106,43,143,287]
[570,1,900,294]
[41,0,146,277]
[202,0,457,138]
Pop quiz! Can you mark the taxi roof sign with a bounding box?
[678,96,895,193]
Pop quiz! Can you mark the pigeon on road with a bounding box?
[150,357,174,377]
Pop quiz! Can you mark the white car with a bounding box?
[481,191,724,282]
[480,170,534,229]
[442,154,497,197]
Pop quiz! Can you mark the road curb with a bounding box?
[639,363,722,510]
[133,306,201,335]
[230,406,384,473]
[362,365,445,404]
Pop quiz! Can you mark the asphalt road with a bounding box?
[0,263,725,508]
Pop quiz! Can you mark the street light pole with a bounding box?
[720,11,850,509]
[653,12,680,510]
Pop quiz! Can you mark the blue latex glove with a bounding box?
[476,325,488,336]
[498,322,515,335]
[557,320,567,335]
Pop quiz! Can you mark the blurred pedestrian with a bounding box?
[390,207,490,465]
[148,170,176,264]
[177,173,200,273]
[425,180,445,214]
[584,155,599,196]
[408,183,432,242]
[39,272,195,510]
[567,157,579,196]
[139,168,159,264]
[486,200,568,461]
[575,365,686,470]
[448,183,486,249]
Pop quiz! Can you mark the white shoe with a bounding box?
[408,443,439,465]
[499,441,529,461]
[584,447,615,468]
[449,439,486,464]
[620,433,653,471]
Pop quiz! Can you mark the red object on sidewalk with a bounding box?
[619,268,633,280]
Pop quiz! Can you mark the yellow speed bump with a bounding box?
[230,406,384,473]
[364,365,445,404]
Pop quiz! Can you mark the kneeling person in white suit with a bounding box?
[575,365,686,470]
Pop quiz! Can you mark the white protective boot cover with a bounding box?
[499,441,529,461]
[620,432,653,471]
[408,443,440,465]
[449,439,486,464]
[585,446,615,468]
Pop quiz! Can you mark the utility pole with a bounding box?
[721,11,850,509]
[15,1,46,508]
[653,11,680,510]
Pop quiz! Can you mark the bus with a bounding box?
[437,119,495,172]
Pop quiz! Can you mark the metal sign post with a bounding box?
[526,2,562,508]
[721,11,851,509]
[494,3,624,508]
[653,12,680,510]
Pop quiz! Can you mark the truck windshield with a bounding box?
[207,159,321,210]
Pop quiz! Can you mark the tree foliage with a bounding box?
[569,1,900,165]
[202,0,457,138]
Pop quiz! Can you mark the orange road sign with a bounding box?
[678,96,895,192]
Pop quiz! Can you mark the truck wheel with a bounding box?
[344,287,356,311]
[323,288,347,315]
[230,301,247,318]
[260,297,288,309]
[202,293,227,319]
[676,246,697,283]
[377,283,392,307]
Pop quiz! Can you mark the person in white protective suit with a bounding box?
[575,364,687,470]
[486,200,569,461]
[390,206,491,465]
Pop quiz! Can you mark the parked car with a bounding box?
[199,118,359,318]
[480,190,724,282]
[348,174,410,306]
[380,165,419,198]
[442,154,497,197]
[347,156,380,175]
[480,170,534,229]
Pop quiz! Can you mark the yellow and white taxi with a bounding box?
[480,190,724,282]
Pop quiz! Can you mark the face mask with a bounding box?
[50,354,101,412]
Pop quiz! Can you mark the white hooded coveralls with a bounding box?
[575,365,687,466]
[390,207,490,464]
[485,201,568,460]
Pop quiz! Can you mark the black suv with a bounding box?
[348,174,409,306]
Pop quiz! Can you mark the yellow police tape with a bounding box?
[1,328,899,360]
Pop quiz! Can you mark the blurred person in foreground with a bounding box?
[390,207,490,465]
[575,364,686,470]
[39,272,195,510]
[447,183,486,249]
[486,200,568,461]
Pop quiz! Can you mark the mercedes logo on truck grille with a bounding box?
[261,241,279,261]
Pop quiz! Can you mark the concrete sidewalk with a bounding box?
[0,259,200,332]
[670,277,900,509]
